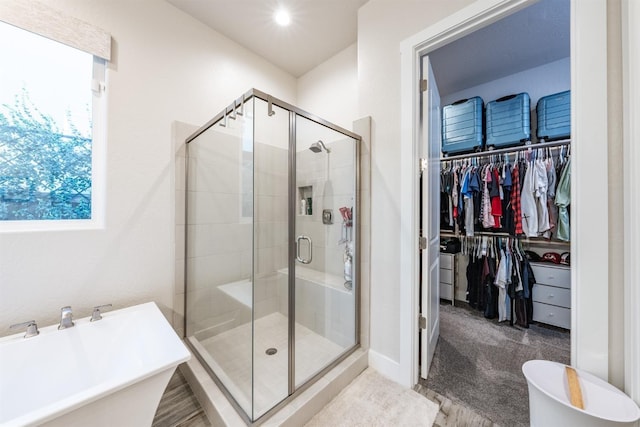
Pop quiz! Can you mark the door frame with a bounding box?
[622,0,640,404]
[400,0,613,388]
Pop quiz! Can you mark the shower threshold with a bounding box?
[180,342,366,426]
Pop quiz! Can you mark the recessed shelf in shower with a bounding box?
[298,185,312,215]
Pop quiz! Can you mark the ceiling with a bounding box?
[429,0,570,96]
[166,0,369,77]
[166,0,569,87]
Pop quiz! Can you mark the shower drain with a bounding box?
[265,347,278,356]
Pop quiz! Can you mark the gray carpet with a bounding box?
[421,302,570,426]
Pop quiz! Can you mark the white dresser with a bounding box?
[531,262,571,329]
[440,252,456,305]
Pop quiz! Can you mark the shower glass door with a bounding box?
[293,115,357,388]
[185,90,359,423]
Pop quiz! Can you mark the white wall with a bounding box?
[0,0,296,333]
[297,43,359,130]
[441,57,570,108]
[357,0,475,372]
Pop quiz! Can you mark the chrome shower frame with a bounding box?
[183,88,362,425]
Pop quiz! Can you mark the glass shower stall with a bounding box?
[184,89,360,423]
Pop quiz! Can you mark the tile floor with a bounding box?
[196,312,346,419]
[152,368,492,427]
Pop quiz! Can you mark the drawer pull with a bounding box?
[549,294,554,298]
[549,313,554,317]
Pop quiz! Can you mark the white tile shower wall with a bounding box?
[254,141,288,316]
[277,272,355,349]
[292,138,356,345]
[296,139,355,279]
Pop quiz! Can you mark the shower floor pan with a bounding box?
[191,312,345,419]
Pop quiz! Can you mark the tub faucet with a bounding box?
[91,304,112,322]
[58,306,74,330]
[10,320,39,338]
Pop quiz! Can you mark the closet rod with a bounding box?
[441,231,570,246]
[440,138,570,161]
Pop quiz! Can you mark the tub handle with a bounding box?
[10,320,39,338]
[91,304,113,322]
[296,235,312,264]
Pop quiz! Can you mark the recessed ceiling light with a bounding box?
[274,9,291,26]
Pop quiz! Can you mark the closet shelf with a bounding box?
[440,139,570,161]
[440,230,570,246]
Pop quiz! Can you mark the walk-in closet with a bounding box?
[418,1,572,424]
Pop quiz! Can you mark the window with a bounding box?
[0,19,106,229]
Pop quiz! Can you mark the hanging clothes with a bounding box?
[510,162,523,235]
[521,160,538,237]
[482,166,494,228]
[490,167,503,228]
[494,248,509,322]
[544,156,559,239]
[555,158,571,241]
[534,158,550,235]
[461,235,537,327]
[439,144,570,241]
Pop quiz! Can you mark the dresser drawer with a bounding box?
[532,301,571,329]
[440,253,454,270]
[440,268,453,285]
[531,263,570,288]
[440,282,453,301]
[532,284,571,308]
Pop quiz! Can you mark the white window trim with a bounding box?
[0,2,109,232]
[0,0,111,60]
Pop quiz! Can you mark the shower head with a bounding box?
[309,140,331,153]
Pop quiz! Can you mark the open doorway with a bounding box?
[416,1,572,424]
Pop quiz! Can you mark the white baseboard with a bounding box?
[368,349,405,386]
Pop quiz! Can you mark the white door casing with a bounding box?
[419,56,441,380]
[622,0,640,404]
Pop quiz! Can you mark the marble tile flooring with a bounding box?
[196,312,345,419]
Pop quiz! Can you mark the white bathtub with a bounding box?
[0,302,190,427]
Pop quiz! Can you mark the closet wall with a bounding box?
[442,57,570,132]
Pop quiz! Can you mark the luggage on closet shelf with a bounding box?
[485,93,531,149]
[441,97,484,155]
[537,90,571,142]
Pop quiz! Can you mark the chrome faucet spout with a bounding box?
[58,306,74,330]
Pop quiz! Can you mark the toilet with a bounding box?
[522,360,640,427]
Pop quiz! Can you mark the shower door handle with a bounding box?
[296,235,312,264]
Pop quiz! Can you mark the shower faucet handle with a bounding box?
[91,304,112,322]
